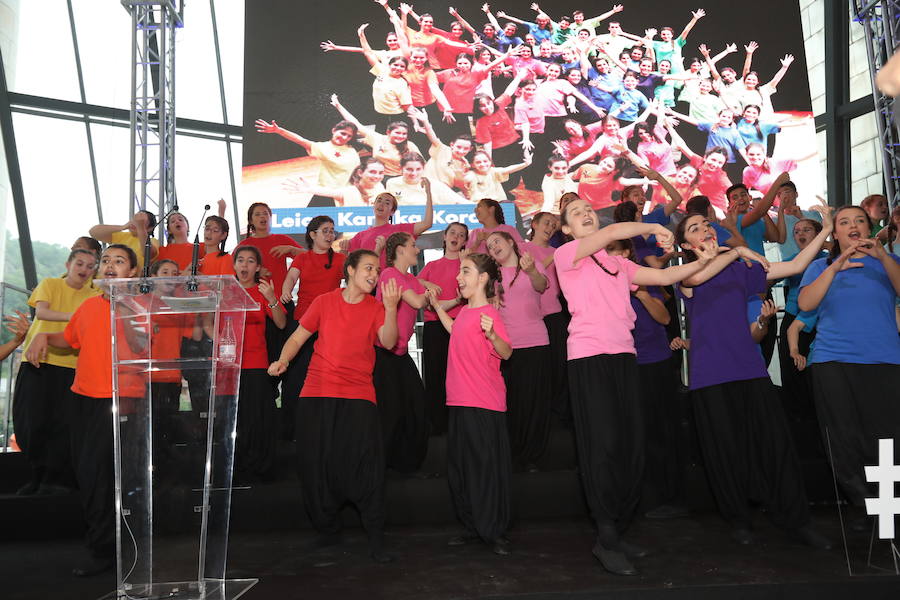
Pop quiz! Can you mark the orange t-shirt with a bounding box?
[149,308,195,383]
[64,295,145,398]
[199,252,235,276]
[156,242,205,270]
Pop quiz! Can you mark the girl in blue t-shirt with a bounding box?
[797,205,900,511]
[674,208,834,549]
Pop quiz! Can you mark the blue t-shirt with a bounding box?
[523,22,555,45]
[737,213,767,256]
[585,70,621,110]
[779,211,823,258]
[781,250,828,315]
[736,120,781,152]
[698,123,747,164]
[610,88,649,122]
[711,222,733,245]
[799,255,900,365]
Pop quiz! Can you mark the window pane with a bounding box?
[816,129,827,202]
[800,0,826,116]
[173,1,224,123]
[70,0,132,109]
[11,0,80,101]
[213,0,244,126]
[848,9,874,102]
[849,112,884,203]
[13,113,98,245]
[91,123,132,225]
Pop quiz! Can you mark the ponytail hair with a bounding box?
[246,202,271,237]
[528,212,554,240]
[204,216,230,257]
[466,252,504,303]
[385,231,413,268]
[305,215,336,269]
[477,198,505,225]
[488,231,523,288]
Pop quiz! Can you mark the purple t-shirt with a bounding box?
[681,262,769,390]
[630,286,672,365]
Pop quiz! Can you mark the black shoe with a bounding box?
[492,541,510,556]
[618,539,649,559]
[37,482,72,496]
[793,526,833,550]
[731,528,755,546]
[72,556,114,577]
[592,541,638,576]
[371,550,394,563]
[16,479,40,496]
[645,504,690,519]
[448,534,480,546]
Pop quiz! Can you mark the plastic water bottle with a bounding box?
[219,317,237,364]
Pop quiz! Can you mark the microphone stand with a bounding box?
[186,204,211,292]
[138,204,179,293]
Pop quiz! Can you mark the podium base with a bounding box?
[98,578,258,600]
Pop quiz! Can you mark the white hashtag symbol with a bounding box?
[865,438,900,540]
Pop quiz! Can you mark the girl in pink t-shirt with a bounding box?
[555,197,717,575]
[346,183,434,267]
[418,223,468,434]
[373,231,430,473]
[486,231,552,471]
[466,198,524,253]
[428,253,513,555]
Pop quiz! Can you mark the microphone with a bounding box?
[187,204,212,291]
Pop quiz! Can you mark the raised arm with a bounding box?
[412,177,435,236]
[641,167,683,216]
[741,171,789,228]
[767,207,833,280]
[571,221,675,262]
[495,10,529,26]
[698,44,721,81]
[254,119,313,152]
[665,121,700,162]
[330,94,371,135]
[320,41,366,54]
[449,6,478,38]
[765,54,794,89]
[741,41,757,79]
[483,3,502,31]
[357,23,380,67]
[678,9,705,40]
[632,243,719,286]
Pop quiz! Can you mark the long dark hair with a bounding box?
[741,104,763,140]
[674,211,711,263]
[466,252,504,302]
[164,212,189,244]
[305,215,336,269]
[246,202,271,237]
[489,230,523,288]
[105,243,139,270]
[385,231,413,268]
[386,122,410,155]
[233,245,263,282]
[613,200,639,223]
[477,198,505,225]
[528,212,554,240]
[205,216,230,257]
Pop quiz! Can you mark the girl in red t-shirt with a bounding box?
[228,246,286,481]
[373,232,432,473]
[427,253,513,555]
[268,250,401,562]
[473,69,528,191]
[418,222,468,434]
[279,216,346,437]
[236,203,304,303]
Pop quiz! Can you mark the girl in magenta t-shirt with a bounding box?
[373,232,430,473]
[466,198,524,253]
[418,222,468,434]
[555,197,719,575]
[428,253,513,555]
[486,231,552,471]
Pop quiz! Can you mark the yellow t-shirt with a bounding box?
[309,140,360,189]
[110,231,159,271]
[424,143,469,191]
[362,130,420,177]
[22,277,102,369]
[464,169,509,202]
[369,61,413,115]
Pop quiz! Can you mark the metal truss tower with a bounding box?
[852,0,900,210]
[122,1,184,229]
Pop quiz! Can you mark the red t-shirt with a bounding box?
[348,222,417,268]
[287,250,346,320]
[156,242,205,270]
[475,96,519,151]
[299,289,386,403]
[64,295,145,398]
[690,156,732,213]
[199,252,235,276]
[419,256,463,322]
[437,68,488,113]
[240,285,278,370]
[236,234,302,295]
[375,267,424,355]
[574,164,622,210]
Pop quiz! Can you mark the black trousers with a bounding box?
[181,336,212,416]
[280,331,317,440]
[447,406,511,544]
[502,344,552,466]
[12,362,76,486]
[149,381,182,461]
[70,394,116,559]
[521,132,547,191]
[810,361,900,507]
[568,353,644,540]
[543,311,571,422]
[374,347,428,472]
[234,369,278,478]
[295,396,385,550]
[692,377,810,529]
[422,321,450,435]
[637,357,683,506]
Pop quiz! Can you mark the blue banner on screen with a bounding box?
[270,204,517,235]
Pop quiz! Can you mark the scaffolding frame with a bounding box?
[851,0,900,210]
[122,0,184,234]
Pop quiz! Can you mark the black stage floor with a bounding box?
[3,509,898,600]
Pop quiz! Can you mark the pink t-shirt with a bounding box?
[498,264,550,349]
[742,158,798,196]
[348,222,416,268]
[446,304,510,412]
[536,79,577,117]
[554,241,641,360]
[514,97,545,134]
[638,139,676,176]
[419,256,463,322]
[466,224,524,254]
[524,242,562,315]
[375,267,423,356]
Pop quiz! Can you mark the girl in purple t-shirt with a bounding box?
[674,209,834,549]
[555,197,719,576]
[486,231,551,471]
[374,232,430,473]
[428,254,513,555]
[418,223,468,435]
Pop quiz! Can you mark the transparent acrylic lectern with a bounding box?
[98,275,259,600]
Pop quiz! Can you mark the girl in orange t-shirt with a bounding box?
[25,244,141,576]
[268,250,401,562]
[155,212,205,270]
[198,215,234,276]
